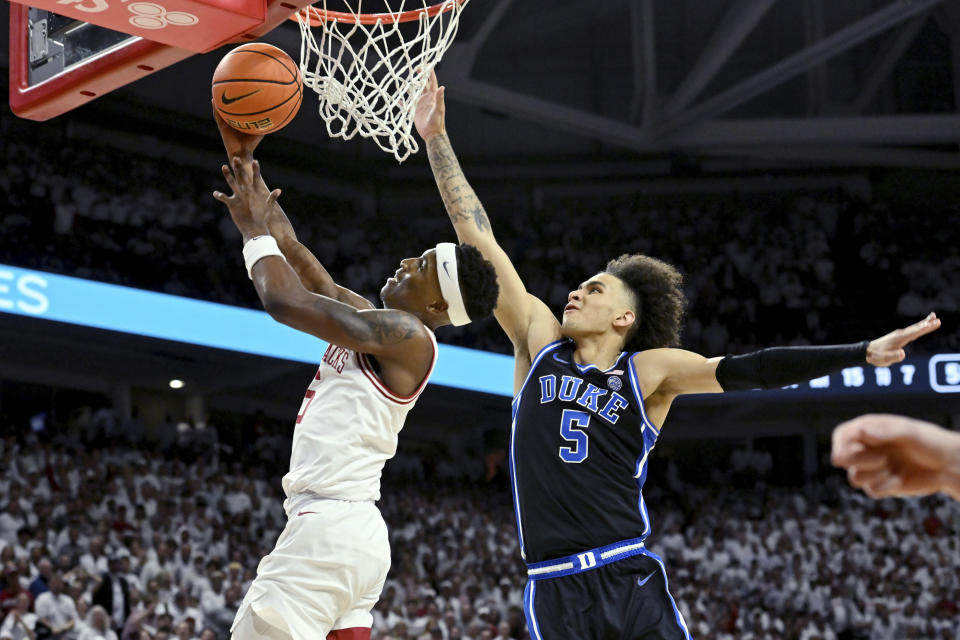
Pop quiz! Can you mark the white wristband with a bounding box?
[242,235,285,279]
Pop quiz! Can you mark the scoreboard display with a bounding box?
[929,354,960,394]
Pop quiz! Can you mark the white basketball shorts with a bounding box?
[231,497,390,640]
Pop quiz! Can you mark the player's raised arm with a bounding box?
[214,157,432,366]
[639,313,941,402]
[214,111,373,310]
[414,72,560,364]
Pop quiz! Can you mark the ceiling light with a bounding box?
[169,379,185,389]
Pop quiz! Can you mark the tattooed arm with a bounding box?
[259,266,432,392]
[216,157,433,393]
[414,72,560,389]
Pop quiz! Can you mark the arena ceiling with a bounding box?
[3,0,960,170]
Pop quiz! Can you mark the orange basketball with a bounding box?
[212,43,302,134]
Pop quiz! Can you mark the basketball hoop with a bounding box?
[294,0,469,162]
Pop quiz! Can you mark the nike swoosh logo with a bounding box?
[637,570,657,587]
[552,353,570,364]
[442,261,453,278]
[221,89,261,105]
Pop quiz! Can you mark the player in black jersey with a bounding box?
[414,73,942,640]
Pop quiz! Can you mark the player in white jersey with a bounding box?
[213,115,499,640]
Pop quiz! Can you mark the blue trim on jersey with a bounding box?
[638,493,651,537]
[550,348,627,376]
[573,351,627,375]
[526,536,648,580]
[510,339,567,562]
[626,355,659,436]
[640,548,693,639]
[523,580,545,640]
[634,444,652,537]
[628,356,659,541]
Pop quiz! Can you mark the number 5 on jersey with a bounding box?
[559,409,591,463]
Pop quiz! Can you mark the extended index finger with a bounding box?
[899,312,941,344]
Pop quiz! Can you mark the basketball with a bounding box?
[212,43,302,135]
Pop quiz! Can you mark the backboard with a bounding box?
[9,0,314,120]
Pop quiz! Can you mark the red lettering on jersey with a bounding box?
[296,390,316,424]
[322,344,350,374]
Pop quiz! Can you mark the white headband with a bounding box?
[435,242,471,326]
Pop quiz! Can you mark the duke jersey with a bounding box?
[510,339,661,564]
[281,330,437,507]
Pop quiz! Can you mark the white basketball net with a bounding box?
[297,0,469,162]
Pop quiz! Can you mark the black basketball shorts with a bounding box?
[523,541,692,640]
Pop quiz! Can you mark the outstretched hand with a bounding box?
[832,414,960,500]
[866,312,940,367]
[213,157,281,240]
[414,69,446,141]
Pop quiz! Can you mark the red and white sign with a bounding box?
[11,0,265,53]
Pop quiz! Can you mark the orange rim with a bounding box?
[294,0,464,27]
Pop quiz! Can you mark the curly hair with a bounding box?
[604,253,686,352]
[455,243,499,320]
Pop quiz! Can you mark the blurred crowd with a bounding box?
[1,128,957,357]
[2,420,959,640]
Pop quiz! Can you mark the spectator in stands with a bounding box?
[198,571,224,623]
[77,605,116,640]
[3,407,960,638]
[0,566,31,616]
[29,560,52,599]
[494,621,515,640]
[33,574,77,640]
[56,529,84,568]
[203,585,240,639]
[2,122,957,357]
[0,503,28,549]
[0,593,36,640]
[78,538,108,579]
[92,556,130,633]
